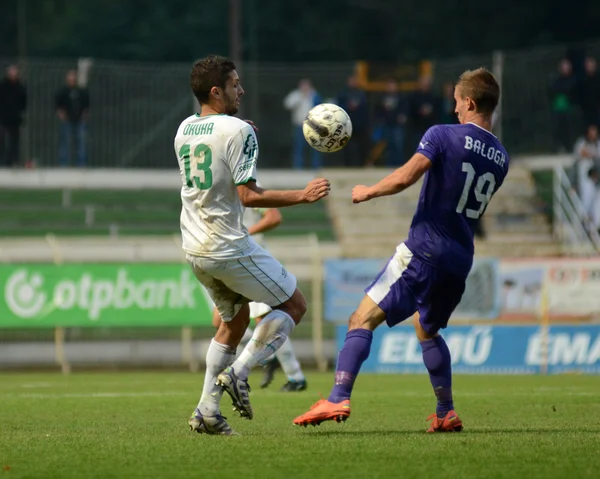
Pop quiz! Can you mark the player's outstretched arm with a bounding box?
[247,208,282,235]
[237,179,330,208]
[352,153,432,204]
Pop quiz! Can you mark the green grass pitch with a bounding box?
[1,372,599,479]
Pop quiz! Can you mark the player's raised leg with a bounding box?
[213,303,279,388]
[232,292,305,376]
[246,303,281,389]
[215,246,303,419]
[218,289,306,412]
[251,304,306,391]
[292,294,384,426]
[241,325,255,344]
[294,244,418,427]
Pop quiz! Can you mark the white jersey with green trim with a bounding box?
[175,113,259,258]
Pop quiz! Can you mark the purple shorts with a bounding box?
[364,243,466,335]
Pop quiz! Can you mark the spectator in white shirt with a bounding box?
[574,124,600,194]
[283,79,322,170]
[580,166,600,233]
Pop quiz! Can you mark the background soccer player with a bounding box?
[293,68,509,432]
[175,55,330,435]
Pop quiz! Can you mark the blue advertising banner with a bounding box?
[336,324,600,374]
[324,258,500,322]
[324,258,386,322]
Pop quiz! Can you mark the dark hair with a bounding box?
[190,55,236,105]
[456,68,500,115]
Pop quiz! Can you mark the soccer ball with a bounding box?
[302,103,352,153]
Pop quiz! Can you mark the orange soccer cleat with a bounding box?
[293,398,351,427]
[426,410,463,433]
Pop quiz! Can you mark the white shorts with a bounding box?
[187,242,296,322]
[249,301,272,319]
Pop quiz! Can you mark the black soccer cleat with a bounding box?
[280,379,307,392]
[260,357,280,389]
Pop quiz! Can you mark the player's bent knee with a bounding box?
[347,295,386,331]
[348,310,373,331]
[412,314,438,341]
[274,288,306,325]
[347,311,362,330]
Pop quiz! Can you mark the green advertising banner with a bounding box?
[0,265,214,328]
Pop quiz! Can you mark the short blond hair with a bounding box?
[456,68,499,115]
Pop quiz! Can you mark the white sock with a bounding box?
[275,338,305,382]
[231,310,295,379]
[241,326,254,344]
[197,339,236,416]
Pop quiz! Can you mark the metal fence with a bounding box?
[4,38,600,168]
[431,39,600,154]
[3,58,355,169]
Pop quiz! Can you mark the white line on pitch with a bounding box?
[1,391,189,399]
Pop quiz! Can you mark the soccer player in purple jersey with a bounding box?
[293,68,509,432]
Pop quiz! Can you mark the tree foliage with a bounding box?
[1,0,599,62]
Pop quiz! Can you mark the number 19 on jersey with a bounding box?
[456,162,496,219]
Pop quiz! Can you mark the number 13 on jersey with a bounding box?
[179,144,213,189]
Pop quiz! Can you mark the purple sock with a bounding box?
[328,328,373,403]
[420,335,454,418]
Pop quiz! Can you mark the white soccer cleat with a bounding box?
[188,408,238,436]
[216,367,254,420]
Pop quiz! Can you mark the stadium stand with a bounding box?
[0,188,334,241]
[0,166,560,258]
[323,166,562,258]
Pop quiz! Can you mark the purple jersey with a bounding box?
[404,123,509,278]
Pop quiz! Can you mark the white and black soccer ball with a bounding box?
[302,103,352,153]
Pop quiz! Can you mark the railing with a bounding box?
[5,38,600,169]
[553,165,600,256]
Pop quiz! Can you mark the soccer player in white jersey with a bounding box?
[212,206,308,392]
[175,55,329,435]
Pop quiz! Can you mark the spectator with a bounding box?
[55,70,90,166]
[574,124,600,194]
[408,75,438,149]
[549,59,578,152]
[337,75,370,167]
[438,81,459,125]
[579,56,600,128]
[370,79,408,167]
[580,167,600,233]
[283,78,322,170]
[0,64,27,167]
